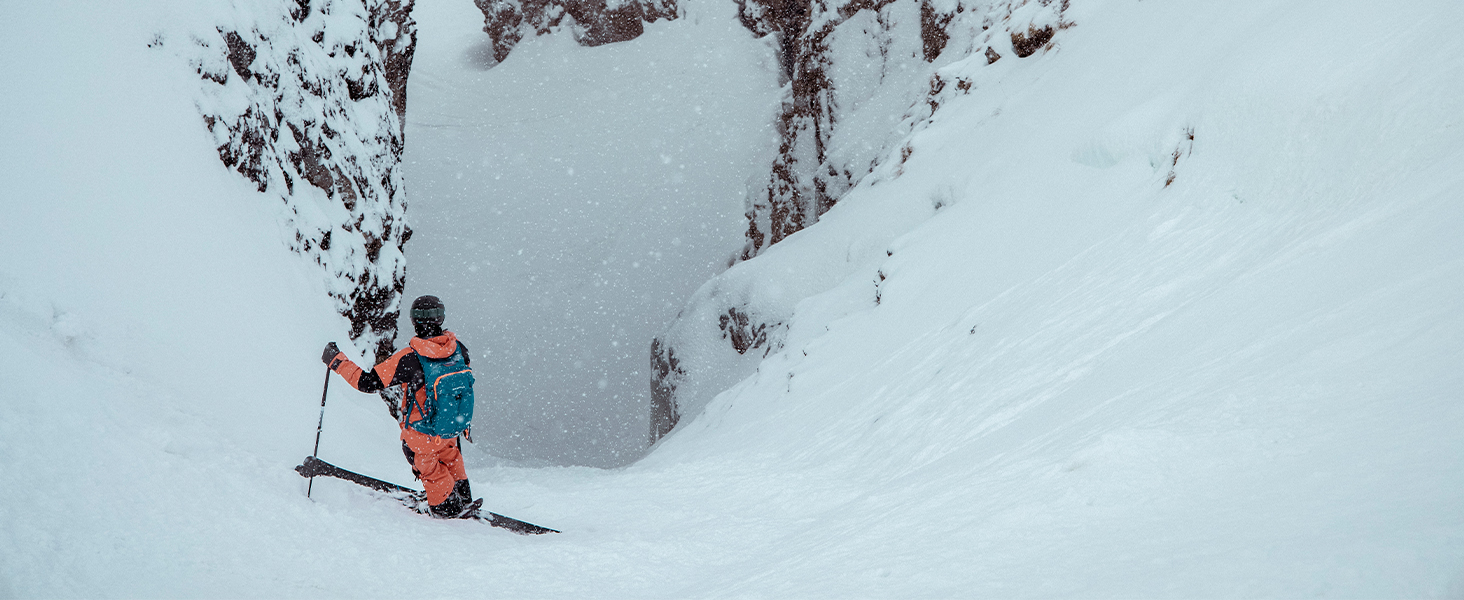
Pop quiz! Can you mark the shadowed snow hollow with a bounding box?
[400,0,781,467]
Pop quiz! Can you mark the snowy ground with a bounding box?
[2,0,1462,597]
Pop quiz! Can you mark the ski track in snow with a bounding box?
[2,0,1463,597]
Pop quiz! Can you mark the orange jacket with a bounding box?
[328,332,471,427]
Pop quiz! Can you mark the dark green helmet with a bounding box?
[410,295,445,325]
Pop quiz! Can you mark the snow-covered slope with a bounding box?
[2,0,1461,596]
[651,0,1078,433]
[0,0,377,593]
[648,0,1464,594]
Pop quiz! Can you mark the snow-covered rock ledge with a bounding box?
[472,0,680,64]
[172,0,417,360]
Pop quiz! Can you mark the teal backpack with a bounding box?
[407,346,475,438]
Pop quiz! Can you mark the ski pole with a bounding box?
[308,364,331,498]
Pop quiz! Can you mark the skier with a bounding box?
[321,295,479,518]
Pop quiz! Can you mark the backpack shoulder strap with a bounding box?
[401,349,427,425]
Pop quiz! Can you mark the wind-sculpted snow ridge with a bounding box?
[652,0,1068,441]
[471,0,680,64]
[735,0,1068,260]
[182,0,416,361]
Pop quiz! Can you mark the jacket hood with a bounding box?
[409,331,458,359]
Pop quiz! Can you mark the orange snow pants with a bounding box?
[400,426,467,506]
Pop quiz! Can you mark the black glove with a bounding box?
[321,341,341,366]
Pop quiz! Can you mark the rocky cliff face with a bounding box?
[735,0,1069,259]
[186,0,417,361]
[472,0,679,64]
[652,0,1070,443]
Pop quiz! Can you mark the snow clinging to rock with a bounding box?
[185,0,417,361]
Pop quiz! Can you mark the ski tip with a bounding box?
[294,456,327,478]
[480,512,560,535]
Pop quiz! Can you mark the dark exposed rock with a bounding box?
[222,30,256,80]
[471,0,679,64]
[377,0,417,133]
[985,45,1001,63]
[719,307,780,356]
[1010,23,1053,57]
[919,0,953,62]
[649,338,682,443]
[734,0,900,260]
[192,0,417,362]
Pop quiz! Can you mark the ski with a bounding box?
[296,456,559,535]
